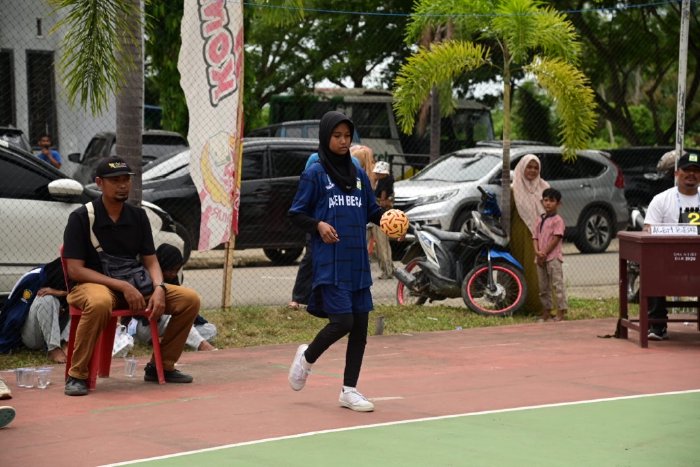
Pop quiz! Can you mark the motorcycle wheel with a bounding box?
[396,257,428,306]
[461,261,527,317]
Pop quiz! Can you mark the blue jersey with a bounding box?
[289,162,381,292]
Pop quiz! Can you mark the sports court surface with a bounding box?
[1,317,699,466]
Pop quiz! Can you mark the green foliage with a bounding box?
[526,57,597,159]
[628,105,655,145]
[145,1,187,135]
[492,0,580,65]
[51,0,143,115]
[552,0,700,146]
[513,82,554,144]
[393,41,488,134]
[395,0,596,156]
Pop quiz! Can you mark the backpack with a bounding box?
[0,266,46,353]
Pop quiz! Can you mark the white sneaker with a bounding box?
[339,386,375,412]
[0,379,12,400]
[288,344,311,391]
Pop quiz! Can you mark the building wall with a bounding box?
[0,0,117,174]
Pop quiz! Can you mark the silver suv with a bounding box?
[393,145,628,253]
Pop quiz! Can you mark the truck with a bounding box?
[267,88,494,178]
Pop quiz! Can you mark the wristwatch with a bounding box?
[157,282,167,292]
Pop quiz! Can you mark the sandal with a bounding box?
[287,301,300,310]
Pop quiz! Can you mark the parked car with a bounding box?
[67,130,189,185]
[0,140,187,298]
[0,126,32,153]
[393,145,629,254]
[606,146,700,209]
[138,138,320,265]
[246,119,361,142]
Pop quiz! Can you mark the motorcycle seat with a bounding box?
[422,225,469,242]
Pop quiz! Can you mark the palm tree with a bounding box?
[52,0,144,203]
[393,0,597,231]
[53,0,308,205]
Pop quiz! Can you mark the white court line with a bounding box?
[100,388,700,466]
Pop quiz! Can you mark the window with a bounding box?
[269,148,310,178]
[0,153,53,200]
[0,49,16,126]
[348,103,392,139]
[241,150,264,180]
[540,153,604,181]
[26,50,58,146]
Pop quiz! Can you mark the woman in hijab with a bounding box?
[287,111,384,412]
[511,154,550,317]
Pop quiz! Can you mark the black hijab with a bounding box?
[318,111,357,193]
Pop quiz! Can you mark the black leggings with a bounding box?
[304,312,369,388]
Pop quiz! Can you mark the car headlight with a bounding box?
[415,189,459,205]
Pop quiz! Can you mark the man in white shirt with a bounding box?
[643,153,700,340]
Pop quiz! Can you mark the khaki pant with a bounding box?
[67,283,199,379]
[536,259,568,312]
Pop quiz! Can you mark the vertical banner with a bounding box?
[178,0,244,252]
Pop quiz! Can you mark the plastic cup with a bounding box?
[36,367,53,389]
[17,367,36,388]
[124,357,138,378]
[14,368,26,387]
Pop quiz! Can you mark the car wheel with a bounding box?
[574,207,613,253]
[452,206,478,232]
[263,248,303,265]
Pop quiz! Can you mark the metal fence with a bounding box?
[1,1,697,312]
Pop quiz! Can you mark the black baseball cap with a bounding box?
[95,156,134,179]
[678,153,700,170]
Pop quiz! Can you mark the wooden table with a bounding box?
[618,231,700,347]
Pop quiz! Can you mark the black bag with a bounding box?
[99,252,154,296]
[85,201,154,296]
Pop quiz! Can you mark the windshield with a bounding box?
[143,150,190,180]
[412,152,499,182]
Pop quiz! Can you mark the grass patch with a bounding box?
[0,297,622,371]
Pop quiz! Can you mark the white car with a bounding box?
[0,140,186,297]
[393,145,629,253]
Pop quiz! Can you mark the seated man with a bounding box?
[20,258,70,362]
[62,156,199,396]
[0,259,69,362]
[131,244,217,352]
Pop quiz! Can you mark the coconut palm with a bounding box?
[52,0,144,201]
[52,0,307,204]
[393,0,597,230]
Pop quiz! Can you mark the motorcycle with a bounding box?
[394,186,527,317]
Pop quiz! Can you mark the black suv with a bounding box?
[0,126,32,153]
[68,130,189,185]
[140,138,319,265]
[607,146,700,208]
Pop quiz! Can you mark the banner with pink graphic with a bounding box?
[178,0,244,251]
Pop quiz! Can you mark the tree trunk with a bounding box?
[429,86,441,163]
[500,62,513,233]
[116,0,144,206]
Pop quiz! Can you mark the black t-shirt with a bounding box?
[63,197,156,274]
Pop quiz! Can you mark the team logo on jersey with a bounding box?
[356,178,362,190]
[21,288,33,302]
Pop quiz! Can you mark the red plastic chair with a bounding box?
[60,246,165,389]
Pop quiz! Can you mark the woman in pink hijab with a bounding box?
[511,154,550,315]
